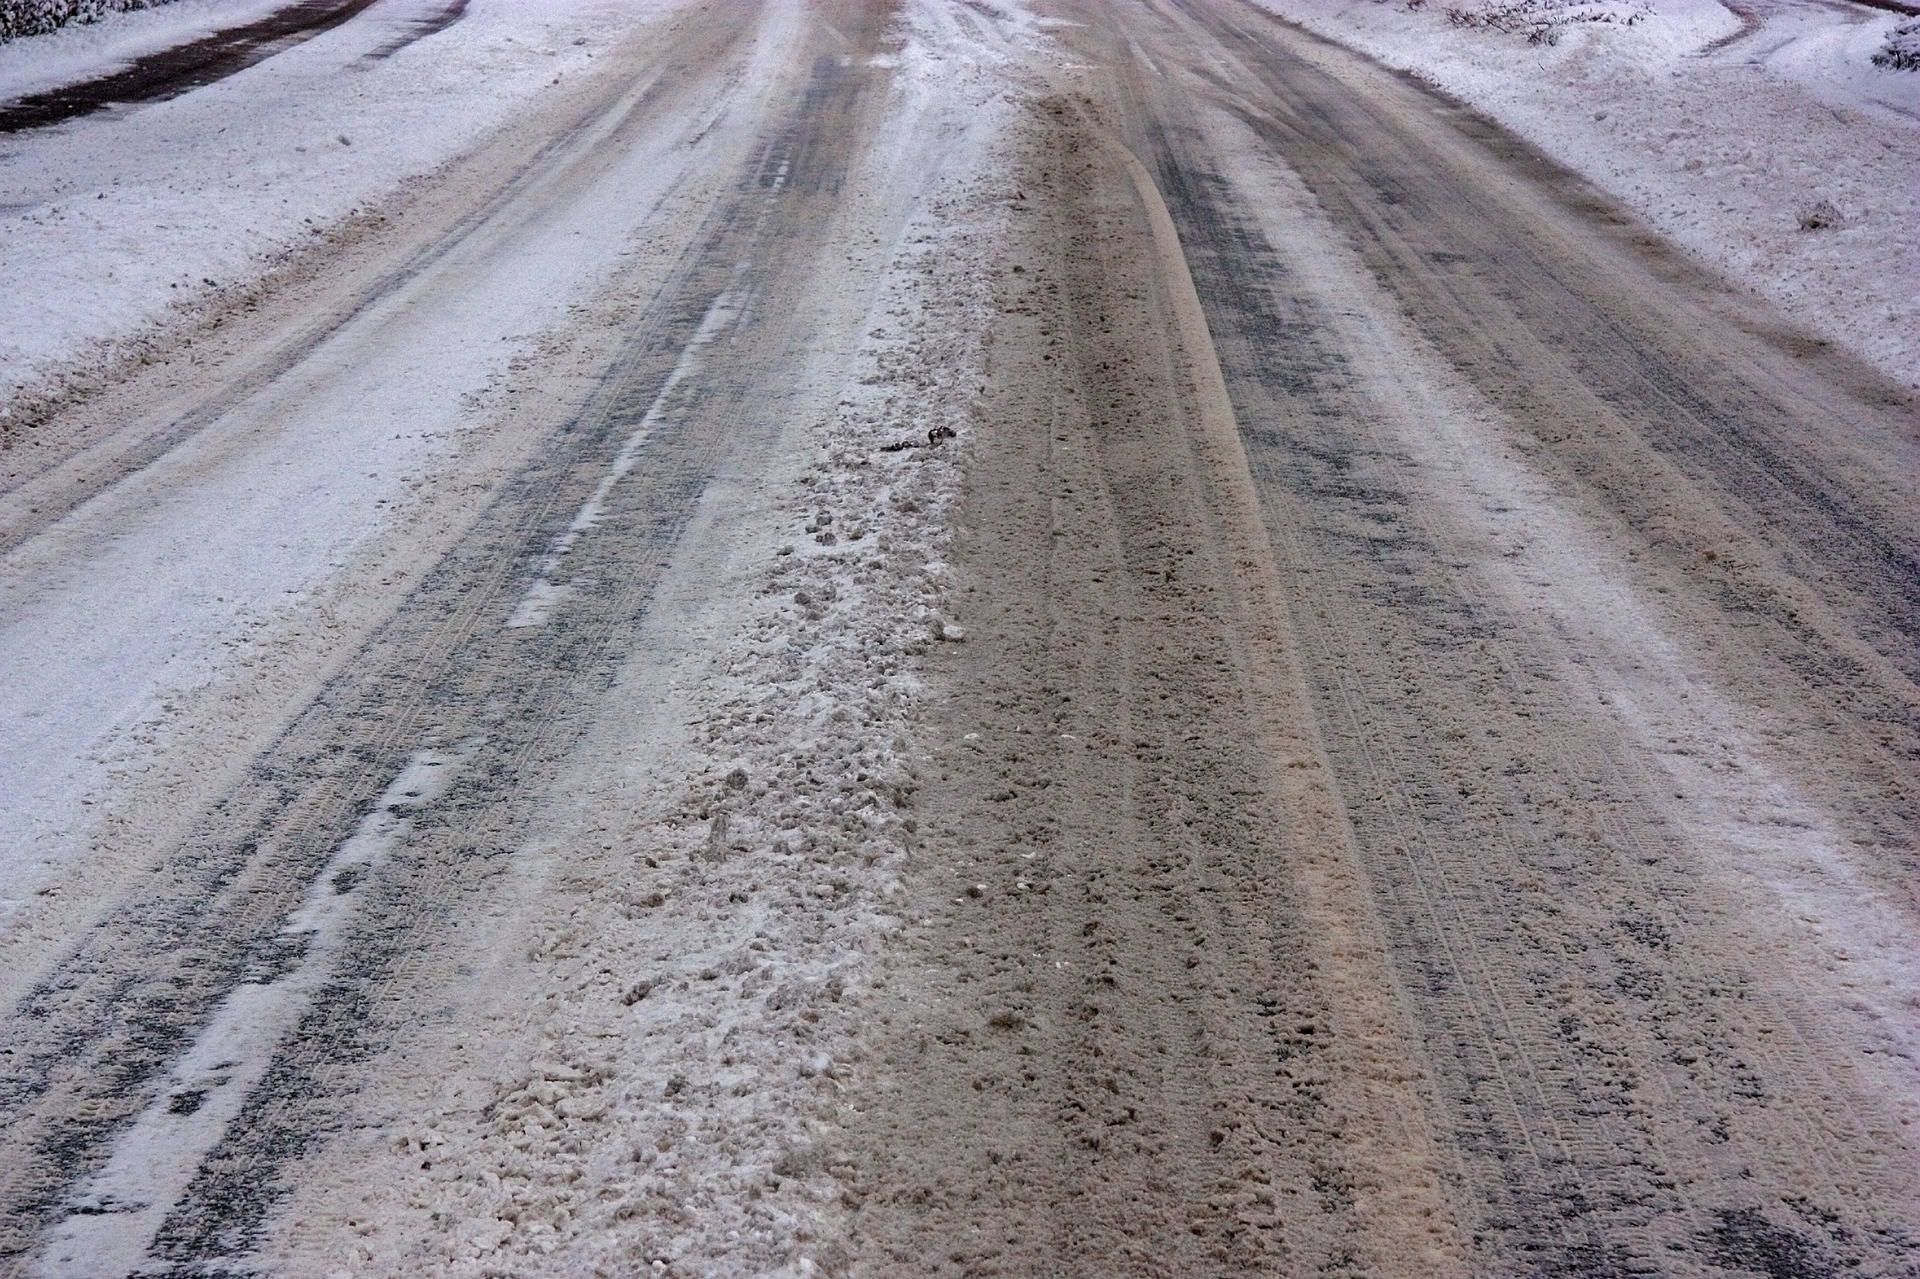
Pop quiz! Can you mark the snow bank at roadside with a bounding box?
[1257,0,1920,387]
[1430,0,1653,46]
[0,0,286,96]
[0,0,182,44]
[0,0,686,424]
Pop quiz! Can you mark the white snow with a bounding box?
[0,0,688,416]
[0,0,293,101]
[0,0,729,976]
[1255,0,1920,387]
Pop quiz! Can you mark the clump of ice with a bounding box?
[1796,198,1842,230]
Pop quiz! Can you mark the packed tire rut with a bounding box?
[844,2,1919,1277]
[843,92,1460,1277]
[991,0,1917,1273]
[2,0,1917,1275]
[0,2,902,1272]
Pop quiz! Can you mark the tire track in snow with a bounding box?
[32,747,473,1279]
[363,0,473,63]
[0,7,901,1271]
[1080,0,1920,1270]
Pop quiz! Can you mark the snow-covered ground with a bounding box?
[8,0,1909,422]
[0,0,289,94]
[1256,0,1920,387]
[0,2,1022,1266]
[0,0,685,421]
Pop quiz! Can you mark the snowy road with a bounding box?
[1,0,1916,1275]
[0,0,385,131]
[847,5,1920,1273]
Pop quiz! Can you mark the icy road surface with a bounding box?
[0,0,1916,1275]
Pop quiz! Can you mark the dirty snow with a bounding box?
[262,13,1022,1273]
[5,0,1916,1269]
